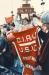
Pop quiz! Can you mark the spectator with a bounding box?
[38,12,49,75]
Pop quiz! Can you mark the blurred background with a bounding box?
[0,0,49,25]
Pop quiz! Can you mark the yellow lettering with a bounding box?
[16,38,22,43]
[25,47,30,52]
[26,35,32,42]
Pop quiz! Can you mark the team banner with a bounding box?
[13,26,40,66]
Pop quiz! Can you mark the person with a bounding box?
[38,12,49,75]
[0,37,14,69]
[30,13,49,75]
[38,24,49,75]
[38,24,49,44]
[30,14,42,26]
[6,14,43,75]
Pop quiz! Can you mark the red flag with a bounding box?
[23,67,34,75]
[12,26,40,67]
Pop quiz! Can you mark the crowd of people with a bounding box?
[0,12,49,75]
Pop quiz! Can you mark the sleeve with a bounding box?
[38,30,43,44]
[7,32,15,42]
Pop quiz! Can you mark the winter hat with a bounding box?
[41,11,49,24]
